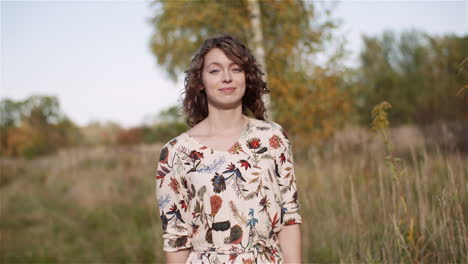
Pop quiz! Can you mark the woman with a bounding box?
[155,34,302,264]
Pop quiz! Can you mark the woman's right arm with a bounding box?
[166,249,191,264]
[156,143,192,263]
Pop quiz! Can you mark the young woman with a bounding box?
[155,34,302,264]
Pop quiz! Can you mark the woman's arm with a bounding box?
[166,249,191,264]
[278,224,302,263]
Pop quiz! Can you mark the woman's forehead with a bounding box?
[205,48,231,62]
[204,48,241,66]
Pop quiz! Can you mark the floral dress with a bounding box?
[155,118,302,264]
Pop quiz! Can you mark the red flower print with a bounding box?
[238,160,251,170]
[270,212,279,230]
[226,163,236,171]
[269,254,275,261]
[210,195,223,216]
[285,219,297,225]
[229,253,238,261]
[179,200,187,212]
[169,203,177,213]
[169,177,180,194]
[242,258,253,264]
[246,138,261,149]
[189,150,204,161]
[228,141,245,154]
[169,139,177,146]
[269,134,282,149]
[279,153,286,164]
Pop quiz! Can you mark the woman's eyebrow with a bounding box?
[206,62,237,67]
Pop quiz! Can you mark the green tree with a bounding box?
[141,105,189,144]
[355,30,468,125]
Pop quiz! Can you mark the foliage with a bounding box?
[117,127,145,145]
[80,121,122,146]
[0,95,83,158]
[141,105,189,144]
[149,0,351,149]
[354,30,468,125]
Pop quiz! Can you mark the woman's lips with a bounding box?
[219,87,236,93]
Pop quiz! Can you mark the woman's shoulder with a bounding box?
[249,118,286,135]
[158,132,191,152]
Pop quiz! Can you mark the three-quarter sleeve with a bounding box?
[155,142,192,252]
[273,125,303,226]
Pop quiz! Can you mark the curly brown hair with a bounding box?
[182,34,269,127]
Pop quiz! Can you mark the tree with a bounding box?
[0,99,22,152]
[149,0,350,150]
[355,30,468,125]
[141,105,189,144]
[0,95,82,158]
[246,0,270,115]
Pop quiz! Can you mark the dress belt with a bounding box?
[192,239,280,255]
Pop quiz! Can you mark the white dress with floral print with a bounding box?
[155,118,302,264]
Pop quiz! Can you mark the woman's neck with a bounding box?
[204,104,248,133]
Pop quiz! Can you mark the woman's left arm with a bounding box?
[272,125,303,263]
[278,224,302,263]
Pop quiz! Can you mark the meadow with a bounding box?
[1,123,467,263]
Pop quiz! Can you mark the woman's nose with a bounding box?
[222,70,232,83]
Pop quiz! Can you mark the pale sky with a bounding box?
[1,0,466,128]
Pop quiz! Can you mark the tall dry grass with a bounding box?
[1,121,467,263]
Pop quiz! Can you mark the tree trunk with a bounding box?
[247,0,272,118]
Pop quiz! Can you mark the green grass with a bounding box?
[1,135,466,263]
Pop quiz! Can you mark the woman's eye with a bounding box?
[209,69,219,74]
[232,68,242,72]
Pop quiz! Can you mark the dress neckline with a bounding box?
[182,117,253,154]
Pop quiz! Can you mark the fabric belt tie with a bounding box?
[192,239,279,255]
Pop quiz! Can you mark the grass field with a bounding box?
[1,125,467,263]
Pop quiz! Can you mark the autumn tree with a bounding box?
[149,0,351,152]
[0,99,22,153]
[0,95,82,158]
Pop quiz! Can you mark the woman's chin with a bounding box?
[209,98,243,110]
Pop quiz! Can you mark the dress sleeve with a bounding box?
[155,142,192,252]
[273,125,303,226]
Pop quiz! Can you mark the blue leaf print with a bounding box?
[247,218,258,227]
[246,208,258,227]
[197,156,226,173]
[158,194,171,209]
[248,208,255,217]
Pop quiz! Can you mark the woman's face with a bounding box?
[201,48,246,109]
